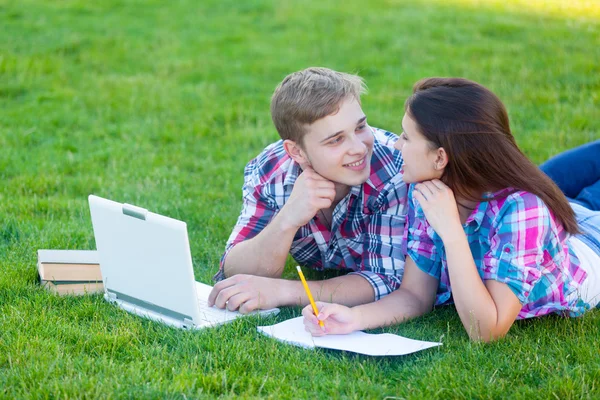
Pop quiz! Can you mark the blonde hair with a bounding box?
[270,67,366,145]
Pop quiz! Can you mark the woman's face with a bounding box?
[394,112,444,184]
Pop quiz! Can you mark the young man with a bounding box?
[208,67,407,313]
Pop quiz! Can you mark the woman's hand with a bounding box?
[413,180,462,240]
[301,302,361,337]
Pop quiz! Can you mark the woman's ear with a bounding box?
[283,139,309,166]
[434,147,449,170]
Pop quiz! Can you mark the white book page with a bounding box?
[38,249,100,264]
[258,317,442,356]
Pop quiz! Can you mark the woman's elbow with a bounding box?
[464,324,511,343]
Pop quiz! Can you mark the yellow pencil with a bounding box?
[296,266,325,329]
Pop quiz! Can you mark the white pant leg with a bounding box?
[569,236,600,308]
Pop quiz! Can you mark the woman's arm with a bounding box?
[414,180,522,342]
[302,256,438,336]
[442,232,523,342]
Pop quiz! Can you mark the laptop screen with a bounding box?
[88,195,200,323]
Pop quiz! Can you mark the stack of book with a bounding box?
[37,249,103,295]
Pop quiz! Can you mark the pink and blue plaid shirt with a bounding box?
[216,127,408,300]
[405,186,589,318]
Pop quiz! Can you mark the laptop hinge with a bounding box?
[107,289,193,324]
[107,291,118,301]
[122,204,147,220]
[183,318,195,329]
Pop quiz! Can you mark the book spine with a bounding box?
[42,280,104,285]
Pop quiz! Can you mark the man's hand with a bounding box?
[208,275,286,314]
[279,166,336,229]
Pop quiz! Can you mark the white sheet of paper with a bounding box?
[257,317,442,356]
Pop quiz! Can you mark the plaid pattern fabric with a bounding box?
[215,127,408,300]
[404,186,591,318]
[572,202,600,257]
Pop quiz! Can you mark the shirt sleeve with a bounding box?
[404,186,441,279]
[213,168,279,282]
[351,174,407,300]
[482,193,552,304]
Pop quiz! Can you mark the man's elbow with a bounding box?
[220,244,240,278]
[221,254,240,279]
[222,239,254,275]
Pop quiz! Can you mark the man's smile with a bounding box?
[343,156,368,170]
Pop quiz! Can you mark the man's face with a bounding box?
[298,97,374,187]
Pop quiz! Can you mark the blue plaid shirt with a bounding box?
[405,186,589,318]
[215,127,408,300]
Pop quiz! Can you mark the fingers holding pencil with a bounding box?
[295,266,324,329]
[295,266,362,337]
[301,302,359,337]
[302,301,327,336]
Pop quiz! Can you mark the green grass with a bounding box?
[1,0,599,398]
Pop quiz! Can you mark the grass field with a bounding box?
[1,0,599,398]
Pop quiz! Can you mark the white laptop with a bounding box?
[88,195,279,329]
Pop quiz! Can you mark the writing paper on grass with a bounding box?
[258,317,441,356]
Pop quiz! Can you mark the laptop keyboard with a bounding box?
[197,298,237,322]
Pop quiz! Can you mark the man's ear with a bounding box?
[283,139,309,166]
[434,147,449,170]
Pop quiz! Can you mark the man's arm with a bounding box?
[220,163,410,310]
[222,210,298,278]
[221,166,336,278]
[208,272,376,313]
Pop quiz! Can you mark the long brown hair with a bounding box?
[405,77,579,234]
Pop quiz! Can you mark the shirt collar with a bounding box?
[463,201,487,231]
[283,159,302,187]
[464,187,515,231]
[364,176,378,191]
[364,138,399,191]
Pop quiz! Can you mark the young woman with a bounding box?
[302,78,600,342]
